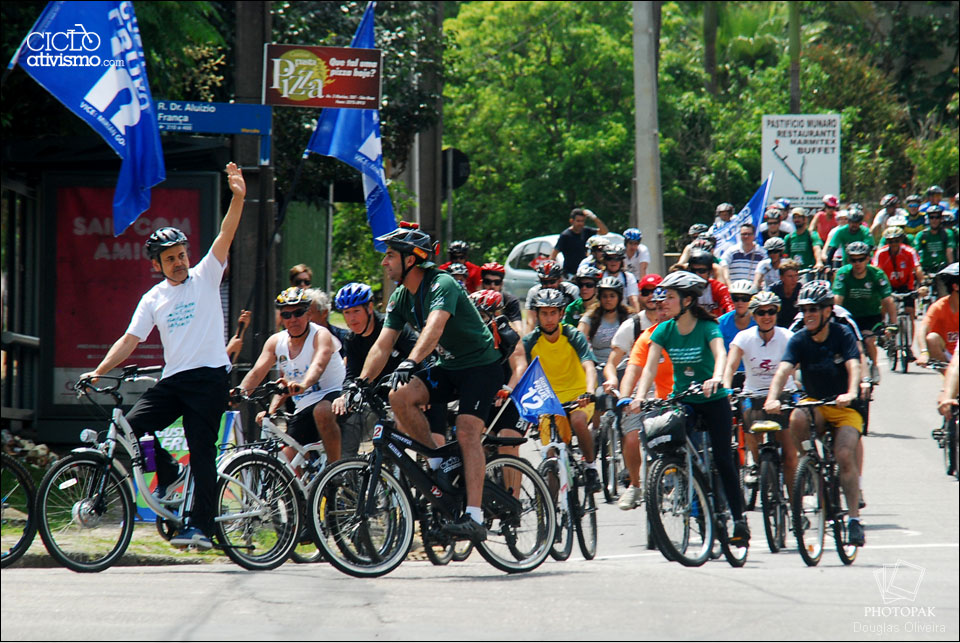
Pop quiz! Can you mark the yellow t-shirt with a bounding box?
[525,325,596,403]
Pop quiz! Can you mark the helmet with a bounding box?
[790,207,808,219]
[446,263,469,277]
[576,265,603,281]
[716,202,735,214]
[796,280,834,307]
[688,223,709,237]
[749,291,781,312]
[469,289,503,314]
[639,273,663,290]
[729,279,758,296]
[926,204,945,216]
[848,209,864,223]
[905,194,922,205]
[696,232,717,247]
[276,287,312,308]
[764,237,786,253]
[649,286,668,302]
[597,276,624,295]
[776,198,791,210]
[836,209,849,219]
[659,271,708,297]
[604,243,626,260]
[883,226,905,240]
[448,240,469,256]
[535,260,563,281]
[480,261,505,276]
[145,227,188,259]
[845,241,870,257]
[586,235,609,251]
[936,262,959,287]
[334,282,373,310]
[823,194,839,208]
[927,185,944,195]
[880,194,899,208]
[531,288,567,309]
[887,214,908,227]
[764,208,781,221]
[623,228,643,241]
[688,249,714,268]
[377,226,437,266]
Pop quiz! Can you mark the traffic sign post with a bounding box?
[155,100,273,165]
[761,114,841,209]
[442,147,470,248]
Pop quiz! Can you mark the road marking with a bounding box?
[864,542,958,550]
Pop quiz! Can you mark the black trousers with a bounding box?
[125,366,228,536]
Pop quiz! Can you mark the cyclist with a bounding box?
[445,262,470,289]
[764,280,866,546]
[784,207,824,271]
[770,259,802,328]
[522,288,602,493]
[710,202,736,231]
[937,351,959,418]
[632,271,750,544]
[578,277,631,369]
[833,241,896,380]
[758,208,789,243]
[873,226,923,326]
[478,262,522,331]
[622,227,650,281]
[824,209,873,266]
[901,194,926,237]
[718,281,758,381]
[81,162,246,550]
[811,194,840,247]
[563,265,603,327]
[921,184,945,211]
[720,222,767,283]
[601,243,641,312]
[679,235,729,284]
[577,234,611,273]
[551,207,610,278]
[870,194,906,244]
[915,263,959,367]
[525,260,580,333]
[688,249,734,318]
[238,287,346,464]
[352,224,504,542]
[754,237,787,290]
[914,205,956,273]
[677,223,710,265]
[331,282,419,457]
[602,273,664,398]
[438,240,481,292]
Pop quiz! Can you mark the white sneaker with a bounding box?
[618,486,641,510]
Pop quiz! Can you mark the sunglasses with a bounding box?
[280,307,308,320]
[799,305,824,314]
[482,278,503,286]
[928,214,942,219]
[754,308,778,317]
[294,279,311,287]
[732,295,752,303]
[640,288,656,296]
[849,257,867,263]
[578,281,597,289]
[692,268,710,275]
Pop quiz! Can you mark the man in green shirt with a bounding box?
[353,224,503,542]
[914,205,957,272]
[784,207,824,270]
[825,210,874,266]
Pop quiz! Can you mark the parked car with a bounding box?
[503,232,624,301]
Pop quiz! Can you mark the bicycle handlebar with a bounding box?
[75,365,161,395]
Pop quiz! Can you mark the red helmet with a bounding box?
[469,289,503,314]
[535,260,563,281]
[822,194,839,208]
[480,261,505,276]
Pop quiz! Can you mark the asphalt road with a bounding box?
[3,361,958,641]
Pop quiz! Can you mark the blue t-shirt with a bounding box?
[782,321,861,400]
[718,311,756,372]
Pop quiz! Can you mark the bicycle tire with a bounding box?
[887,338,897,372]
[574,478,598,560]
[898,321,909,374]
[599,412,619,503]
[289,543,324,564]
[477,455,555,573]
[422,523,455,566]
[308,458,413,578]
[645,457,713,567]
[538,459,573,561]
[792,455,825,567]
[1,453,38,568]
[36,453,134,573]
[215,452,300,571]
[944,417,958,478]
[759,455,781,553]
[451,539,474,562]
[833,515,858,566]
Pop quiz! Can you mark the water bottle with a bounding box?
[140,435,157,472]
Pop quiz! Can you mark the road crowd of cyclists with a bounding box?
[73,169,960,563]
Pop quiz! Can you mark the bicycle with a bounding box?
[306,379,555,578]
[885,291,916,373]
[924,361,958,480]
[641,383,748,568]
[1,452,38,568]
[787,397,859,566]
[597,392,624,504]
[532,397,599,561]
[35,366,300,572]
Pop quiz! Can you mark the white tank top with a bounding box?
[275,323,346,414]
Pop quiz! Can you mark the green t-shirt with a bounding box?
[384,268,500,369]
[784,228,823,269]
[649,318,727,403]
[827,224,874,262]
[914,227,957,271]
[831,264,892,319]
[563,298,586,326]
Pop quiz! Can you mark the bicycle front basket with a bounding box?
[642,408,688,453]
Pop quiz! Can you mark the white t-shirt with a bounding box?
[730,326,796,394]
[755,258,780,289]
[275,322,346,414]
[759,219,796,235]
[624,244,650,281]
[611,311,656,353]
[127,250,230,380]
[603,270,639,300]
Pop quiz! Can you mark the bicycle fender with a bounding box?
[217,447,298,480]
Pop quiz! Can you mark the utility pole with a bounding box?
[789,3,801,114]
[632,1,665,274]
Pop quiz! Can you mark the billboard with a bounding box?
[761,114,841,209]
[262,44,382,109]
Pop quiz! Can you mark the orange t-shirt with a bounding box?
[628,322,674,399]
[925,296,959,355]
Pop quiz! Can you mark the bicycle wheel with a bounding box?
[215,452,300,571]
[599,412,619,503]
[538,459,573,561]
[574,477,598,560]
[831,479,858,565]
[887,336,898,371]
[1,453,37,568]
[422,522,455,566]
[759,455,782,554]
[477,455,555,573]
[645,457,713,567]
[452,539,474,561]
[308,458,413,578]
[792,455,825,567]
[898,322,909,374]
[36,453,134,573]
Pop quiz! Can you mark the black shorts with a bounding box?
[415,361,504,435]
[287,390,340,445]
[853,314,884,337]
[892,286,916,309]
[487,398,527,436]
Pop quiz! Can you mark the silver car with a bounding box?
[503,232,624,301]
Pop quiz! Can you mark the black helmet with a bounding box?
[659,271,708,297]
[688,249,714,268]
[696,232,717,248]
[845,241,871,258]
[535,260,563,281]
[377,226,437,267]
[276,287,312,308]
[446,263,469,277]
[145,227,188,259]
[532,287,567,309]
[597,276,624,295]
[927,185,944,195]
[448,240,469,257]
[796,280,834,307]
[688,223,709,237]
[847,209,864,223]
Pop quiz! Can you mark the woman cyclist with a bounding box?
[631,270,750,545]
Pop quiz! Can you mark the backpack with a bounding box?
[487,314,519,363]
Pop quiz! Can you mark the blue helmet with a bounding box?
[623,228,642,241]
[335,282,373,310]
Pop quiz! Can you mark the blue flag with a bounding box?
[711,172,773,256]
[304,1,396,251]
[10,1,166,236]
[510,357,567,424]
